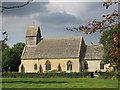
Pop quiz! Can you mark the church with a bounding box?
[19,26,110,73]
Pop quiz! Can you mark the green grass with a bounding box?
[2,78,118,88]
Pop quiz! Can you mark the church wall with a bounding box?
[84,60,110,72]
[20,60,38,73]
[20,58,80,73]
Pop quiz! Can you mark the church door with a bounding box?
[39,65,43,73]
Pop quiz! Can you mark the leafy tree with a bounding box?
[99,28,120,72]
[9,43,25,71]
[0,0,32,52]
[2,48,11,72]
[0,0,32,50]
[66,0,119,73]
[0,40,9,72]
[2,42,25,72]
[1,41,9,51]
[0,0,32,72]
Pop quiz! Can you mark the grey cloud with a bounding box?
[2,2,49,16]
[36,12,82,25]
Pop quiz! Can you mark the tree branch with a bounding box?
[0,0,33,11]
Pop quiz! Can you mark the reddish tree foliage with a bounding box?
[66,10,118,34]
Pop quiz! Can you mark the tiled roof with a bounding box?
[21,37,82,59]
[84,44,104,60]
[26,26,40,37]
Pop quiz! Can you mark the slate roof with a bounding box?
[26,26,40,37]
[84,44,104,60]
[21,37,82,59]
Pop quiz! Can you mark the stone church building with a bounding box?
[19,26,109,73]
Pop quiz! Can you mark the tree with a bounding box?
[0,0,33,51]
[0,31,9,51]
[1,41,9,51]
[10,43,25,71]
[0,0,32,49]
[66,0,119,73]
[2,48,11,72]
[0,1,32,72]
[2,42,25,72]
[0,33,9,72]
[99,27,120,72]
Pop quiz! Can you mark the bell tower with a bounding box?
[26,26,42,46]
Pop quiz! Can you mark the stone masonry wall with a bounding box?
[84,60,110,72]
[26,37,37,45]
[19,58,80,73]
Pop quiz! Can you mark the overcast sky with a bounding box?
[1,1,118,47]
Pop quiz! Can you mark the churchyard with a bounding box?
[1,72,119,89]
[2,78,118,88]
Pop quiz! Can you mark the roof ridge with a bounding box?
[42,36,82,39]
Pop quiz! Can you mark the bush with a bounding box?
[97,72,116,79]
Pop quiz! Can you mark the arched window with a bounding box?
[84,61,88,69]
[46,60,51,71]
[58,64,62,71]
[67,61,72,71]
[100,61,104,69]
[34,64,37,70]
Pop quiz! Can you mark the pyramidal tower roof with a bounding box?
[26,26,41,37]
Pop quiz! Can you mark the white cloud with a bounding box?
[46,2,118,21]
[46,2,88,19]
[2,13,40,47]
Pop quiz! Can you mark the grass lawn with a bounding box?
[2,78,118,88]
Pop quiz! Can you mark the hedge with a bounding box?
[2,72,91,78]
[2,72,117,79]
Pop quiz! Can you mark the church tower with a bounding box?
[26,26,42,46]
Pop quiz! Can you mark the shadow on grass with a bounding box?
[2,80,68,84]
